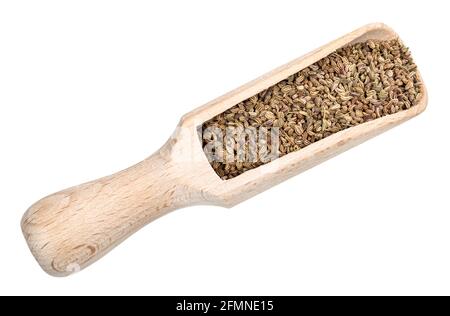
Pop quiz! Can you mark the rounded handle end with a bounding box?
[22,192,101,277]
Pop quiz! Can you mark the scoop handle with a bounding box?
[21,145,200,276]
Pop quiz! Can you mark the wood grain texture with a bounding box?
[21,23,428,276]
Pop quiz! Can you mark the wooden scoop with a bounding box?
[21,23,428,276]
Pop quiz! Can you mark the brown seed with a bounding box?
[264,111,276,120]
[294,125,303,135]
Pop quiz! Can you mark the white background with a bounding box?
[0,0,449,296]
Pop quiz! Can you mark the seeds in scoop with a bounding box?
[202,39,422,180]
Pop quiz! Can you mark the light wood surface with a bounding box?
[21,23,428,276]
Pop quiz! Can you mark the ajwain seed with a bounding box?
[202,39,422,180]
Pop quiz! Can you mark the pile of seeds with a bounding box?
[202,39,423,180]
